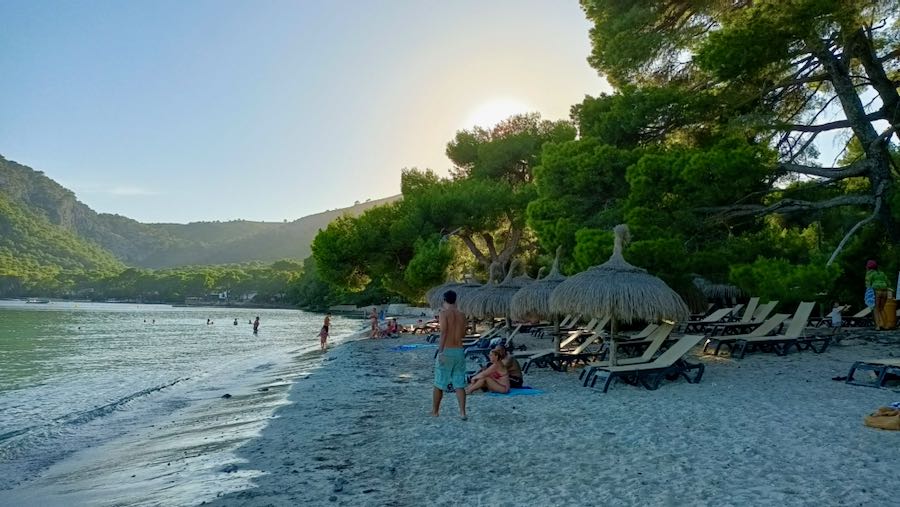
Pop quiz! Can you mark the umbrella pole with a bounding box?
[553,316,560,352]
[609,317,617,366]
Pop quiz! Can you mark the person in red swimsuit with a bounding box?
[465,347,511,394]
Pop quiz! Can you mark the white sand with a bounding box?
[200,331,900,506]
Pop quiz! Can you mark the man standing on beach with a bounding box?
[432,290,467,420]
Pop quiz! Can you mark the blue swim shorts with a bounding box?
[434,348,466,392]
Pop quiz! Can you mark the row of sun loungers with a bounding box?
[450,298,889,393]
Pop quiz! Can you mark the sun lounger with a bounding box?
[846,359,900,388]
[682,308,736,333]
[560,314,579,328]
[739,298,760,323]
[558,318,601,348]
[810,304,850,328]
[579,323,675,387]
[628,323,660,340]
[587,334,707,393]
[841,307,874,328]
[522,331,607,373]
[709,305,784,336]
[531,314,577,336]
[515,322,605,361]
[703,313,789,355]
[732,302,830,358]
[514,320,604,361]
[688,303,716,321]
[464,324,522,359]
[751,301,778,322]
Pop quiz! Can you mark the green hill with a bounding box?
[0,155,400,269]
[0,155,183,264]
[0,193,123,294]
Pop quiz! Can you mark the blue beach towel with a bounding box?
[390,343,438,352]
[486,387,544,397]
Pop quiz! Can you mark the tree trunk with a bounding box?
[458,226,524,279]
[848,28,900,144]
[813,41,896,238]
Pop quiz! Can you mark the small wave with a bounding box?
[0,378,189,445]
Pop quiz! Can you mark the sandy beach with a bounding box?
[199,329,900,507]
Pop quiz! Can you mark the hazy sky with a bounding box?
[0,0,609,223]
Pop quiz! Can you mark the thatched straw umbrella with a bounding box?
[549,225,689,365]
[426,279,463,310]
[461,260,530,321]
[692,275,743,303]
[510,247,566,322]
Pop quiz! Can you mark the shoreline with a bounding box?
[4,326,898,505]
[203,332,899,506]
[0,318,371,507]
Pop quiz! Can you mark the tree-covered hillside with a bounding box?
[0,193,122,295]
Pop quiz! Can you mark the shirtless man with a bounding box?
[432,290,467,419]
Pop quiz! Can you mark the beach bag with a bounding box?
[864,407,900,431]
[864,287,876,309]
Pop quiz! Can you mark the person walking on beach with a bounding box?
[432,290,467,420]
[319,313,331,351]
[866,260,891,330]
[253,316,260,334]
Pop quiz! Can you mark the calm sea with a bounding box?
[0,301,362,506]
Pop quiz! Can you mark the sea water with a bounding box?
[0,301,362,505]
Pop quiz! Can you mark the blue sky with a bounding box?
[0,0,608,223]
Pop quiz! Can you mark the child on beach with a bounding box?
[319,313,330,351]
[828,302,843,328]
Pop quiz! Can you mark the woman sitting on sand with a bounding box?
[465,347,510,394]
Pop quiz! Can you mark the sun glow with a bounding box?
[462,98,534,129]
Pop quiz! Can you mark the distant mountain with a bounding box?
[138,196,400,267]
[0,155,400,268]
